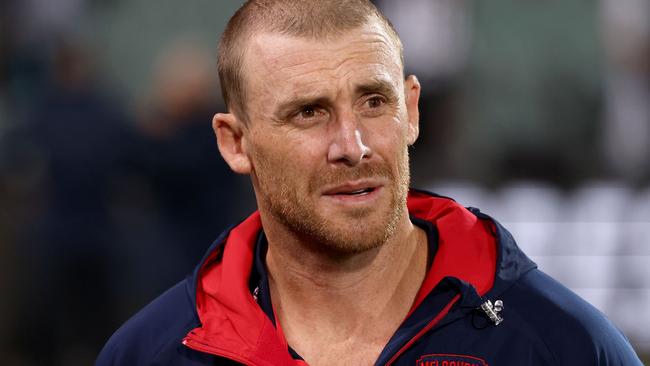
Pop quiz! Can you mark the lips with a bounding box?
[332,187,375,196]
[322,181,381,196]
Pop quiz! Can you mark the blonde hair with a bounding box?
[217,0,403,121]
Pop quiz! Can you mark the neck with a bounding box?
[262,211,428,365]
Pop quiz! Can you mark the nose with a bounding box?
[327,113,372,166]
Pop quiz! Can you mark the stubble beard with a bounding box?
[254,147,411,256]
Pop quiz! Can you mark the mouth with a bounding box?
[321,181,383,203]
[329,187,376,196]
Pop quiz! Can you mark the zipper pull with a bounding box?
[479,299,504,326]
[253,286,260,302]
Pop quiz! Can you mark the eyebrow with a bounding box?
[354,78,398,101]
[274,94,331,120]
[273,77,399,120]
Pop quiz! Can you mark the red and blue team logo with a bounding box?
[416,353,489,366]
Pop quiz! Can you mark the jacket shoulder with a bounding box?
[95,278,202,365]
[503,269,642,365]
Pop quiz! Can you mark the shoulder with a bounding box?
[95,278,202,366]
[502,268,642,365]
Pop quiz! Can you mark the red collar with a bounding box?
[183,191,496,365]
[406,190,496,314]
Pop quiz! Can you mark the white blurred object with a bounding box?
[613,187,650,346]
[544,182,630,317]
[601,0,650,56]
[495,181,563,257]
[558,181,630,255]
[601,0,650,181]
[602,73,650,180]
[376,0,470,79]
[425,180,493,212]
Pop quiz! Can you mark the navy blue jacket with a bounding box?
[96,190,643,365]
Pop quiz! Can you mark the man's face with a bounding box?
[233,21,419,254]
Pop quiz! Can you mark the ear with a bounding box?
[213,112,252,174]
[404,75,421,145]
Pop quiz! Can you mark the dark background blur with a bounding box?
[0,0,648,364]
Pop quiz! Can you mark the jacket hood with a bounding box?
[182,189,536,365]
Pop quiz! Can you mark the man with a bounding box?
[96,1,643,365]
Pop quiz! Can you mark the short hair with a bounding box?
[217,0,403,122]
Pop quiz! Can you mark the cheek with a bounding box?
[369,118,409,154]
[250,133,321,183]
[250,140,287,176]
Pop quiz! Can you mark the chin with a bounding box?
[312,209,402,255]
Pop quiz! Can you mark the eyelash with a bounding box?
[289,94,388,123]
[296,105,323,119]
[289,105,328,124]
[365,95,386,108]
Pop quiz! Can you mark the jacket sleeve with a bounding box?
[506,269,644,365]
[95,279,201,365]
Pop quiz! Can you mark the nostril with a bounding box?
[327,125,372,165]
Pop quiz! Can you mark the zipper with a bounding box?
[186,294,462,366]
[183,333,304,366]
[382,294,460,366]
[182,336,262,366]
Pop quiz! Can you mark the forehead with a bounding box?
[242,22,403,101]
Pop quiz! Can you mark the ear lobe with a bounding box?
[404,75,421,145]
[213,113,252,174]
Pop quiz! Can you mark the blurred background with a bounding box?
[0,0,648,364]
